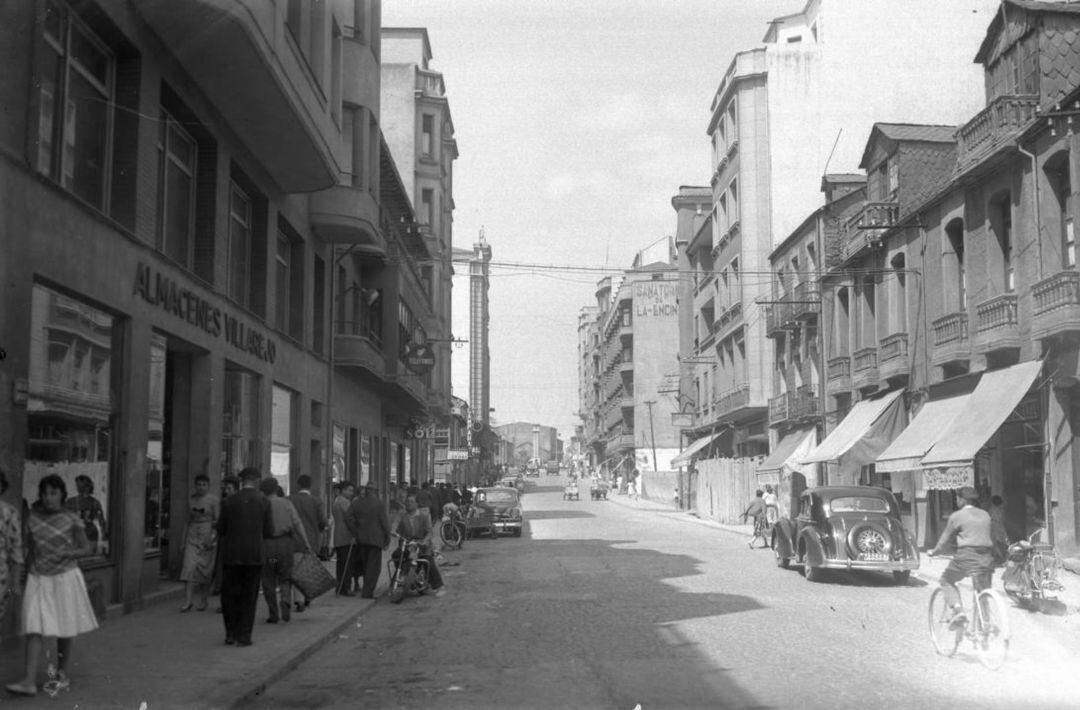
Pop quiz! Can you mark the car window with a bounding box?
[829,496,890,513]
[479,490,518,505]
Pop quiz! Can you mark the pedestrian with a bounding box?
[763,484,779,526]
[616,473,624,495]
[288,474,326,612]
[65,475,107,556]
[741,490,769,549]
[6,474,99,696]
[331,482,356,595]
[217,467,272,647]
[394,494,446,598]
[417,481,433,524]
[179,474,220,612]
[259,480,310,623]
[989,494,1008,564]
[211,476,239,612]
[1,467,25,641]
[628,469,639,500]
[345,482,391,599]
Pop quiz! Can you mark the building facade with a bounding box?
[0,0,452,615]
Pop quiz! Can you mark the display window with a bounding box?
[145,332,167,553]
[24,283,116,558]
[270,384,295,494]
[221,363,260,478]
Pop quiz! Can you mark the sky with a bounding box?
[382,0,809,442]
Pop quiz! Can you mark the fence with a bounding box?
[639,456,763,525]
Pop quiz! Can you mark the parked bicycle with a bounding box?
[928,562,1011,670]
[1001,528,1065,612]
[439,504,467,550]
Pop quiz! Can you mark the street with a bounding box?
[247,477,1080,710]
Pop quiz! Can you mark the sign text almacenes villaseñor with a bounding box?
[133,261,277,363]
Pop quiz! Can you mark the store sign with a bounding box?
[924,467,973,490]
[132,262,276,363]
[405,343,436,374]
[447,449,470,460]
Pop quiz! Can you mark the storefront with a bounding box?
[800,389,905,487]
[757,426,817,518]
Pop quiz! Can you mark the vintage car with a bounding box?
[771,486,919,583]
[473,487,524,537]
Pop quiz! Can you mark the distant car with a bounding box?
[498,477,525,493]
[771,486,919,584]
[545,461,561,475]
[474,487,524,537]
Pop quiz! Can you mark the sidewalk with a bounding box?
[0,572,389,709]
[607,491,1080,614]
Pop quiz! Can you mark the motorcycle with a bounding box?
[1001,528,1065,611]
[387,535,431,604]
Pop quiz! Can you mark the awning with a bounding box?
[758,427,816,474]
[671,430,725,467]
[801,389,905,465]
[920,360,1042,473]
[875,391,974,473]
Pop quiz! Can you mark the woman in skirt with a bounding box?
[6,475,98,697]
[179,474,219,612]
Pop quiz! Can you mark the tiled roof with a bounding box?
[976,0,1080,64]
[873,123,958,144]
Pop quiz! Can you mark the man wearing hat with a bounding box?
[928,486,995,626]
[345,483,392,599]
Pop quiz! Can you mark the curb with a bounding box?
[606,494,752,537]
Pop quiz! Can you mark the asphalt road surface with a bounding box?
[245,477,1080,710]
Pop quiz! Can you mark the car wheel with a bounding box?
[774,539,789,569]
[847,521,891,559]
[804,564,824,583]
[893,570,911,584]
[513,528,522,538]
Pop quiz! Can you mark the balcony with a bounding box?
[766,301,793,339]
[416,68,446,98]
[878,332,910,381]
[334,332,386,379]
[714,384,751,420]
[620,395,635,411]
[932,312,971,366]
[791,281,820,322]
[768,393,790,427]
[826,356,851,396]
[138,1,336,192]
[956,94,1039,171]
[619,322,633,341]
[1032,271,1080,342]
[790,385,820,420]
[309,185,384,245]
[852,347,879,391]
[714,302,744,342]
[975,293,1020,353]
[841,202,899,261]
[619,358,634,378]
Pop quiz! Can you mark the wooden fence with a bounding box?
[639,456,764,525]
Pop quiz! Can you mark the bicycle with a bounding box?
[927,563,1011,670]
[439,505,467,550]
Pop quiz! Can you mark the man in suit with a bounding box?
[331,482,356,595]
[345,483,392,599]
[217,467,272,647]
[288,474,326,612]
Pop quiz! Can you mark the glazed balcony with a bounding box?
[842,202,899,261]
[975,293,1021,353]
[309,185,384,246]
[956,94,1039,170]
[878,332,910,381]
[851,347,879,391]
[766,301,793,339]
[791,281,820,321]
[826,356,851,396]
[1032,271,1080,341]
[931,312,971,366]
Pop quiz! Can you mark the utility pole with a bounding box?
[644,400,659,473]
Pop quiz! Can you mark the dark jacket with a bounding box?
[345,494,391,549]
[288,490,326,552]
[217,487,272,566]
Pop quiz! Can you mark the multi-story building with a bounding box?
[808,0,1080,554]
[577,305,600,469]
[579,248,682,478]
[0,0,450,614]
[494,422,559,467]
[380,27,458,478]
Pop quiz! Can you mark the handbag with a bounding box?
[291,552,336,600]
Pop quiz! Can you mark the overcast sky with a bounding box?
[382,1,810,440]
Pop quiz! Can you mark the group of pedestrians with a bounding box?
[742,485,779,549]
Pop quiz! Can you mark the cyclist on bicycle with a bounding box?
[928,486,995,627]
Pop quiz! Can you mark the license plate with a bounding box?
[860,553,888,561]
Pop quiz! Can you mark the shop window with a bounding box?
[271,385,295,494]
[144,332,167,554]
[221,364,260,478]
[332,423,346,483]
[24,283,116,559]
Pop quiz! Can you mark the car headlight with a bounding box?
[509,508,522,520]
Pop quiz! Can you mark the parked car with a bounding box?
[473,487,524,537]
[771,486,919,584]
[498,476,525,493]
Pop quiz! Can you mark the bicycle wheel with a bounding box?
[974,590,1010,670]
[927,587,961,657]
[440,519,463,550]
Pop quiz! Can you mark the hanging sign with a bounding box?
[405,343,436,374]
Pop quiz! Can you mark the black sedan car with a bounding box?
[771,486,919,583]
[474,486,524,537]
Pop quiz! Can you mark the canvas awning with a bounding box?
[758,427,816,474]
[919,360,1042,476]
[671,430,725,467]
[801,388,905,465]
[875,391,974,473]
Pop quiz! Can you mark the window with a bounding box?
[835,286,850,355]
[891,252,907,332]
[728,179,739,224]
[991,192,1014,292]
[271,385,296,494]
[37,0,114,211]
[1046,152,1074,269]
[945,218,966,309]
[421,188,434,225]
[222,363,261,477]
[277,219,305,339]
[155,111,196,267]
[276,233,291,333]
[228,182,252,306]
[422,114,434,157]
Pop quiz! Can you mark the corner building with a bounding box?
[0,0,450,615]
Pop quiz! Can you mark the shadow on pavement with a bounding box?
[524,510,597,520]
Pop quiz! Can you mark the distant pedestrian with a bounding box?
[417,482,433,524]
[217,467,272,647]
[180,474,219,613]
[288,474,326,612]
[628,470,639,500]
[332,483,356,595]
[763,484,779,526]
[259,479,310,623]
[741,490,768,549]
[616,474,624,495]
[0,468,24,642]
[345,483,391,599]
[6,475,98,697]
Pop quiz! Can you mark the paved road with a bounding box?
[247,479,1080,710]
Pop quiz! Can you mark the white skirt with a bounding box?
[22,568,100,638]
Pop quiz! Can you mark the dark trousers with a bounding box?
[261,537,295,620]
[335,544,355,593]
[222,564,262,643]
[354,544,383,598]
